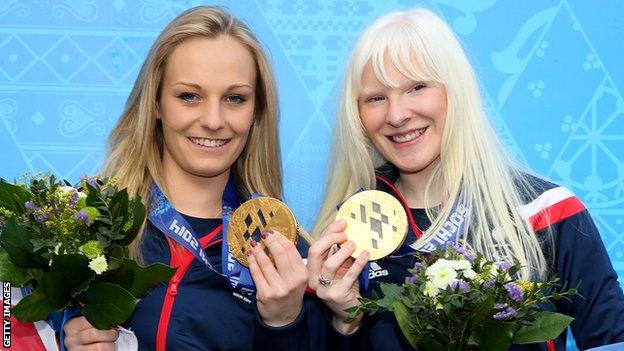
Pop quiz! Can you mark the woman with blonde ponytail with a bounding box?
[307,7,624,350]
[61,6,310,351]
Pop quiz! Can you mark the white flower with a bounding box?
[426,259,454,275]
[449,259,471,271]
[77,191,87,199]
[423,282,439,297]
[59,186,77,193]
[462,268,477,280]
[429,267,458,289]
[489,264,499,277]
[88,255,108,274]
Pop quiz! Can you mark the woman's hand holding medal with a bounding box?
[307,219,370,335]
[309,190,408,334]
[228,197,308,327]
[248,229,308,327]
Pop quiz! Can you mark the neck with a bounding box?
[396,163,442,209]
[161,160,229,219]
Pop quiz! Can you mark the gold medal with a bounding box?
[228,197,298,267]
[335,190,407,261]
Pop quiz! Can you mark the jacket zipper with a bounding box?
[155,225,223,351]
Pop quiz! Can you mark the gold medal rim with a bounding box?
[227,197,298,267]
[335,190,408,261]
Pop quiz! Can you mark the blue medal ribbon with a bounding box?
[148,178,256,292]
[394,194,471,256]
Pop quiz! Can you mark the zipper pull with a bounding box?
[169,276,180,296]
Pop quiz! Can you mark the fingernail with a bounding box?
[246,250,252,257]
[261,230,273,239]
[250,240,258,247]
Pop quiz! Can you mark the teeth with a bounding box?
[190,137,227,147]
[392,128,426,143]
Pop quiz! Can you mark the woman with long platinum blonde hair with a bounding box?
[62,6,310,351]
[307,7,624,350]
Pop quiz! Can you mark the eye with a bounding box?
[177,92,199,103]
[225,95,247,105]
[364,96,385,104]
[408,83,427,93]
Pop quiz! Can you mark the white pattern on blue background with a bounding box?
[0,2,622,349]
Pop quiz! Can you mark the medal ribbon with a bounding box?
[148,179,256,292]
[394,194,471,255]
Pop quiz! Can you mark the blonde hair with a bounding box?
[314,8,548,279]
[102,6,282,260]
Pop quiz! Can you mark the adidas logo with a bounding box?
[369,262,389,279]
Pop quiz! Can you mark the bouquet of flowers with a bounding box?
[348,242,577,351]
[0,174,175,329]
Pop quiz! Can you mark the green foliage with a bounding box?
[0,174,171,330]
[349,245,577,350]
[79,283,138,330]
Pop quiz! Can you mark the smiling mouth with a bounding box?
[189,137,229,148]
[389,127,428,143]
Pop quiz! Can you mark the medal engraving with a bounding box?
[336,190,407,260]
[228,197,298,267]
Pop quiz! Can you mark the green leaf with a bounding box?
[378,283,403,310]
[512,311,574,344]
[473,321,514,351]
[0,178,31,214]
[0,249,40,286]
[468,295,495,326]
[119,198,145,246]
[107,245,125,271]
[416,337,446,351]
[109,189,129,235]
[12,289,54,322]
[31,238,57,252]
[79,283,138,330]
[0,217,42,268]
[99,259,175,296]
[392,300,419,350]
[39,254,95,309]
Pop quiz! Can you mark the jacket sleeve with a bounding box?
[552,209,624,349]
[252,295,321,350]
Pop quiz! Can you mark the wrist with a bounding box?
[260,302,303,327]
[331,312,363,335]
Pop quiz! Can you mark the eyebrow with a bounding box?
[172,82,254,90]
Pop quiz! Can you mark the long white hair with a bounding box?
[313,8,548,279]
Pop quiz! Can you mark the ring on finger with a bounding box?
[318,274,332,286]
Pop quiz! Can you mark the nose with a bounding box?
[385,96,411,128]
[199,98,225,130]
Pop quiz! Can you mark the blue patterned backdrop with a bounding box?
[0,1,622,347]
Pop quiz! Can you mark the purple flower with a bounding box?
[412,262,424,272]
[83,176,99,189]
[493,306,517,320]
[498,262,512,272]
[494,303,508,309]
[25,201,40,212]
[74,210,89,225]
[483,279,496,289]
[69,192,79,208]
[405,276,417,284]
[450,279,470,293]
[445,241,474,261]
[505,283,524,302]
